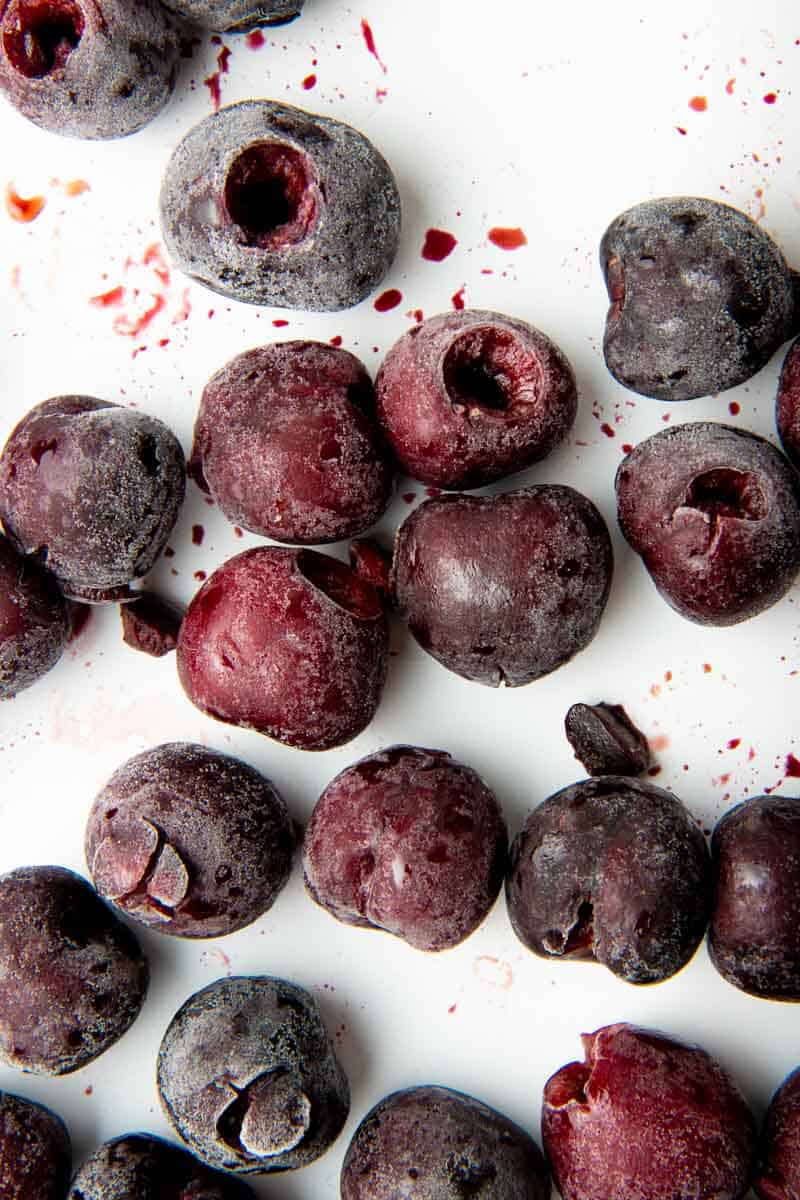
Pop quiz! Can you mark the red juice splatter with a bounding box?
[302,72,317,89]
[600,422,615,438]
[65,179,89,196]
[426,487,442,498]
[158,338,170,347]
[272,318,289,326]
[192,524,205,546]
[113,293,166,337]
[194,570,207,582]
[402,492,416,504]
[246,30,265,49]
[729,401,740,415]
[218,45,231,73]
[487,226,527,250]
[448,1004,457,1014]
[725,78,736,94]
[375,87,388,102]
[90,286,125,308]
[785,753,800,777]
[764,92,777,104]
[665,669,673,682]
[330,334,342,346]
[234,526,244,538]
[421,228,457,261]
[143,242,170,286]
[689,95,708,111]
[413,308,423,323]
[727,738,741,750]
[360,17,387,72]
[5,185,45,222]
[451,284,466,310]
[702,662,712,673]
[676,126,688,135]
[205,72,222,110]
[163,546,175,559]
[173,288,191,324]
[374,288,402,312]
[621,442,634,453]
[647,765,662,777]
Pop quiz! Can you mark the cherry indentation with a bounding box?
[224,141,317,249]
[2,0,84,79]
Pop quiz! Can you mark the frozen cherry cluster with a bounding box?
[3,0,800,1195]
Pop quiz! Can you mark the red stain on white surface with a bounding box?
[361,17,387,72]
[689,95,708,111]
[374,288,402,312]
[5,184,45,222]
[451,284,466,310]
[487,226,527,250]
[474,956,513,990]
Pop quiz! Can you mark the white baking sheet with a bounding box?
[2,1,800,1194]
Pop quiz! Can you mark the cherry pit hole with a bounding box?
[443,327,534,414]
[685,468,768,527]
[297,550,382,621]
[224,141,317,249]
[3,0,84,79]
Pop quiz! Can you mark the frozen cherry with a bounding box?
[776,336,800,469]
[85,742,295,939]
[564,701,650,776]
[0,396,186,603]
[392,486,613,687]
[616,422,800,625]
[341,1085,550,1200]
[120,591,183,657]
[375,309,577,489]
[505,776,711,984]
[176,546,388,751]
[303,745,507,952]
[0,1091,70,1200]
[0,531,69,698]
[601,196,799,400]
[0,0,180,139]
[68,1132,256,1199]
[754,1068,800,1200]
[157,975,349,1174]
[0,865,148,1075]
[542,1023,757,1200]
[190,342,394,544]
[160,100,401,311]
[709,794,800,1001]
[159,0,303,31]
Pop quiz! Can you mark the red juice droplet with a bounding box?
[725,77,736,95]
[246,30,265,49]
[451,285,466,310]
[374,288,402,312]
[272,318,289,327]
[205,72,222,110]
[302,72,317,89]
[487,226,527,250]
[65,179,89,196]
[727,738,741,750]
[330,334,342,346]
[600,423,615,438]
[90,286,125,308]
[785,753,800,777]
[360,17,387,72]
[764,91,777,104]
[192,524,205,546]
[621,442,634,453]
[728,401,740,415]
[421,228,457,261]
[5,185,45,222]
[689,95,708,111]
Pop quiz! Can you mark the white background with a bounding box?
[2,1,800,1194]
